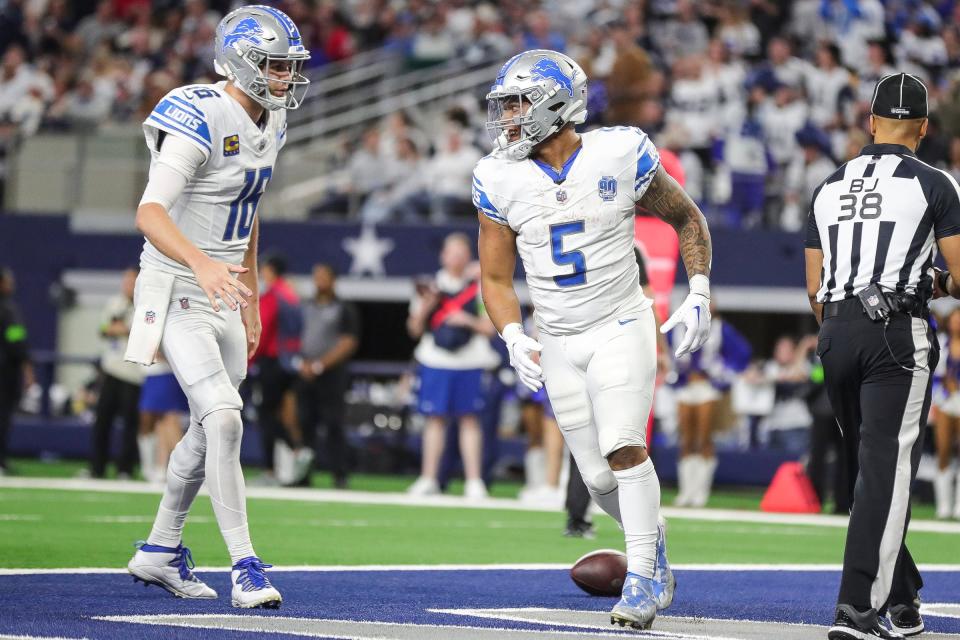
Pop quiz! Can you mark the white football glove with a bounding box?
[501,322,544,392]
[660,275,711,358]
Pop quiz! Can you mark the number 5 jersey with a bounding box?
[140,82,286,278]
[473,127,659,336]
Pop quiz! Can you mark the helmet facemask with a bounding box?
[235,49,310,111]
[487,88,567,161]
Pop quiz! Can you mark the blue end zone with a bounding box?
[0,569,957,639]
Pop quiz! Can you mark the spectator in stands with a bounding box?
[819,0,885,69]
[74,0,124,55]
[360,136,425,223]
[766,36,809,90]
[896,14,948,73]
[406,232,497,499]
[0,266,31,476]
[856,41,896,106]
[667,55,722,167]
[715,0,762,59]
[655,0,709,65]
[344,126,389,216]
[410,9,456,66]
[706,38,747,125]
[88,267,144,480]
[522,9,565,53]
[251,254,310,486]
[759,80,809,171]
[604,20,654,127]
[297,263,360,489]
[715,89,773,228]
[671,306,751,508]
[781,124,837,231]
[424,124,481,221]
[806,42,853,130]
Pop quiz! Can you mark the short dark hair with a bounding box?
[263,254,288,276]
[313,262,337,277]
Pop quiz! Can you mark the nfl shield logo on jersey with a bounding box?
[145,310,156,325]
[598,176,617,201]
[556,189,567,203]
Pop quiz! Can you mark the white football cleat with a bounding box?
[231,556,282,609]
[127,542,217,599]
[407,476,440,496]
[464,478,489,500]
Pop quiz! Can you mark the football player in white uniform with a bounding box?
[124,5,309,609]
[476,50,713,630]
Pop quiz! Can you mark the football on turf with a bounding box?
[570,549,627,596]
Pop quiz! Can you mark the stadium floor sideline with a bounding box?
[3,475,960,535]
[2,480,958,639]
[0,568,958,639]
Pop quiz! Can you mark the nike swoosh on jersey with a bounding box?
[618,318,637,326]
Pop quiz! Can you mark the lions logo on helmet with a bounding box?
[214,6,310,111]
[486,50,587,161]
[222,17,265,51]
[530,58,575,98]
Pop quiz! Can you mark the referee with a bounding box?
[806,73,960,640]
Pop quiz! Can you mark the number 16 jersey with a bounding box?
[473,127,659,336]
[139,81,287,279]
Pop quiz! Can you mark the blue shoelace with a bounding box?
[172,545,197,582]
[234,557,273,591]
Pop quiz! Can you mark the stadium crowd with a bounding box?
[3,0,960,227]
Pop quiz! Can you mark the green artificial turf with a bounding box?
[6,457,939,519]
[0,487,955,569]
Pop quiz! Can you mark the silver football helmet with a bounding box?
[214,5,310,111]
[486,50,588,160]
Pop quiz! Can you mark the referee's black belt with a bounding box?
[822,293,928,320]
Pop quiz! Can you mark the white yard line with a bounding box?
[2,476,960,534]
[2,563,960,576]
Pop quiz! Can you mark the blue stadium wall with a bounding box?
[0,213,807,351]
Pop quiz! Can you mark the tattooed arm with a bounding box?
[637,165,712,278]
[637,165,713,356]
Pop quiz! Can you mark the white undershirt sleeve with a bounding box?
[138,133,208,210]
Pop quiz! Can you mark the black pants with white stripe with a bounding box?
[818,301,937,613]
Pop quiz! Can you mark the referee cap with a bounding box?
[870,73,928,120]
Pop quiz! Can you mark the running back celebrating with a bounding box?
[476,50,712,630]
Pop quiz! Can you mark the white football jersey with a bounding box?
[474,127,659,336]
[139,81,287,278]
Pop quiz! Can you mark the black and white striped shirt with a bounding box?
[805,143,960,304]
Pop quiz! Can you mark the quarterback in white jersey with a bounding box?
[125,5,309,609]
[477,50,713,631]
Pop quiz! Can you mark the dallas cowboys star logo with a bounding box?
[343,225,394,276]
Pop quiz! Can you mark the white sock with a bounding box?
[524,447,546,490]
[147,419,205,548]
[613,458,660,578]
[138,433,157,482]
[696,457,717,507]
[204,409,256,564]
